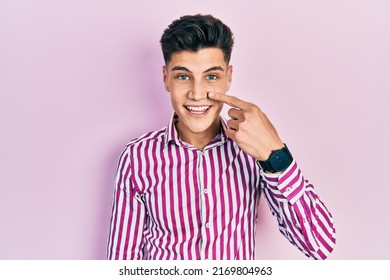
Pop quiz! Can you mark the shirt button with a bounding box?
[203,188,208,194]
[205,223,210,228]
[286,187,292,193]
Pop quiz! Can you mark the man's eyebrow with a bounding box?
[203,66,224,73]
[170,66,225,72]
[171,66,191,72]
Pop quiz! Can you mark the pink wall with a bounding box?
[1,0,389,259]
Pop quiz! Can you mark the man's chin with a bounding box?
[186,123,213,134]
[187,118,221,134]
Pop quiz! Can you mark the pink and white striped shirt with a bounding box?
[107,114,336,260]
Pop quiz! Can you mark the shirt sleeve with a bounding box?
[260,160,336,259]
[107,146,147,259]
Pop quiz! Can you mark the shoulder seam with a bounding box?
[125,127,166,148]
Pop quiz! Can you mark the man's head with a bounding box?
[160,15,234,148]
[160,14,234,65]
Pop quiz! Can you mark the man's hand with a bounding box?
[208,92,284,161]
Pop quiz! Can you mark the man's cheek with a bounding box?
[170,84,189,95]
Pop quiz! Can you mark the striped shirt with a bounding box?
[107,114,336,260]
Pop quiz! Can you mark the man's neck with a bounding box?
[176,119,221,150]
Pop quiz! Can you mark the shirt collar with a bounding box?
[163,112,229,150]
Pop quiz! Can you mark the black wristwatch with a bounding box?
[257,144,293,173]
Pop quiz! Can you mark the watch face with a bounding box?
[270,150,291,171]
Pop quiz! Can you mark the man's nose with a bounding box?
[188,80,208,101]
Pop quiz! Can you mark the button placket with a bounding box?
[197,150,208,256]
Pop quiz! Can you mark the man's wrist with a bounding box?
[257,144,293,173]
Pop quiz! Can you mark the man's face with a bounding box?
[163,47,233,143]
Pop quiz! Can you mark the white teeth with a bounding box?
[186,106,210,113]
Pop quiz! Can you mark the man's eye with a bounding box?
[178,75,189,80]
[207,74,218,80]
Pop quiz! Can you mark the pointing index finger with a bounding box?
[208,92,248,110]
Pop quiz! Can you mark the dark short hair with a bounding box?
[160,14,234,65]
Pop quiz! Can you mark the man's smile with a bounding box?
[184,105,211,115]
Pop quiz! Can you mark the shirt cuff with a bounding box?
[260,160,306,204]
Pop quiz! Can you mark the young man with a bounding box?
[107,14,336,260]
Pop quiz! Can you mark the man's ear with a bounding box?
[226,65,233,91]
[162,65,170,92]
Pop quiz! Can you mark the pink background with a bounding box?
[1,1,389,259]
